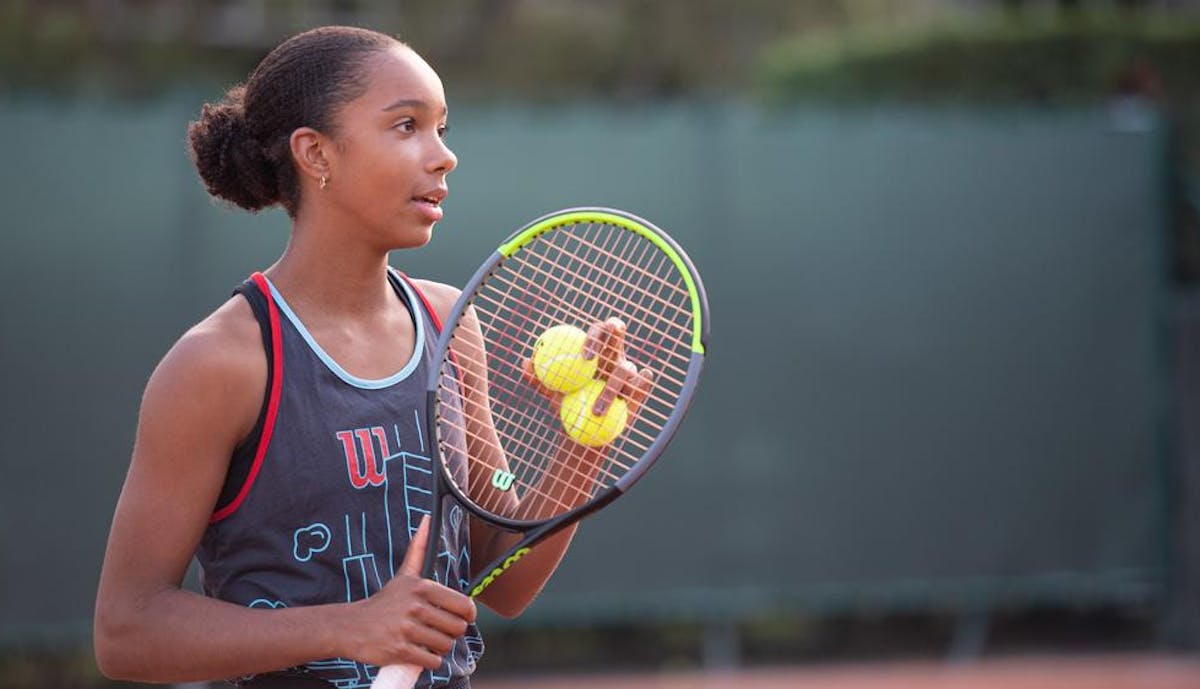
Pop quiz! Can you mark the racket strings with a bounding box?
[476,222,691,509]
[564,223,692,327]
[533,224,692,382]
[449,311,668,453]
[571,219,687,298]
[471,243,693,385]
[579,225,675,359]
[481,231,690,430]
[534,221,693,373]
[469,288,690,389]
[438,221,695,522]
[526,227,692,380]
[439,341,663,458]
[529,226,692,351]
[467,232,689,427]
[436,411,627,514]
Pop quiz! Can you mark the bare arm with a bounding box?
[93,298,474,682]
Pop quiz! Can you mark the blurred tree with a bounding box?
[2,0,1198,103]
[1,0,961,98]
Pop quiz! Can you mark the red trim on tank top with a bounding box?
[395,271,469,389]
[210,272,284,524]
[397,272,444,334]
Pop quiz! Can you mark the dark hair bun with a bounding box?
[187,86,281,212]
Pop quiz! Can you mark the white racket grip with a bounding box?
[371,664,420,689]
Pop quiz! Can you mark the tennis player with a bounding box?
[93,25,645,689]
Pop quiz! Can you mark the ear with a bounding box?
[289,126,332,186]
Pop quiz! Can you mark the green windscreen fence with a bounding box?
[0,101,1169,642]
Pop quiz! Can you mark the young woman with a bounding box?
[94,26,650,689]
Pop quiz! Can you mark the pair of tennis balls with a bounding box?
[532,324,628,447]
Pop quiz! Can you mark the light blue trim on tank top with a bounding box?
[262,272,426,390]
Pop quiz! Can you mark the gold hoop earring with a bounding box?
[320,176,328,190]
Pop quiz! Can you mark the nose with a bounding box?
[429,136,457,175]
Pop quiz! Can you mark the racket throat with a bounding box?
[469,546,532,598]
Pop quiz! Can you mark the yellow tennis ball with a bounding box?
[560,379,628,447]
[533,324,597,393]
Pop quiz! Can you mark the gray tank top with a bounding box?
[197,269,481,688]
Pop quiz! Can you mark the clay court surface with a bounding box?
[475,655,1200,689]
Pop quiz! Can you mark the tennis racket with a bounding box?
[372,207,709,688]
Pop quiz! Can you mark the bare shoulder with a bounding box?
[143,295,265,446]
[408,278,462,326]
[159,296,262,385]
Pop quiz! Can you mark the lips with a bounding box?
[413,187,447,206]
[412,187,447,222]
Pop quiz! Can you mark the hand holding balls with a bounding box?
[532,324,629,447]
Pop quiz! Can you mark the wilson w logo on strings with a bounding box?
[491,468,516,491]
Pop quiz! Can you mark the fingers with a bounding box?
[522,356,556,399]
[398,515,430,577]
[626,367,656,415]
[397,583,474,669]
[420,579,478,624]
[594,362,657,416]
[594,360,636,415]
[403,604,468,658]
[581,316,658,416]
[584,317,626,376]
[416,598,474,641]
[391,644,445,672]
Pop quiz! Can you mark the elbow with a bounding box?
[481,592,534,620]
[486,603,525,620]
[475,570,553,619]
[92,601,142,680]
[94,646,129,681]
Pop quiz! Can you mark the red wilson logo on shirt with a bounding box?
[335,427,390,489]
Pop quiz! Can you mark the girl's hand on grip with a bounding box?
[346,516,475,669]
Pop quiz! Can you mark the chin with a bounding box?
[391,225,435,250]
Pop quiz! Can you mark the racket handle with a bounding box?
[371,664,420,689]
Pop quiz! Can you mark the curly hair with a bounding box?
[187,26,401,216]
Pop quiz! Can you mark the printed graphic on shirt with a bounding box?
[293,523,331,562]
[342,512,384,603]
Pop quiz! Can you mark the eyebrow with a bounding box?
[382,98,447,115]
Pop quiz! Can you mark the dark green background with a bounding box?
[0,101,1169,642]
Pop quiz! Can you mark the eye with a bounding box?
[437,124,449,140]
[394,118,416,133]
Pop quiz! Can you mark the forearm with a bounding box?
[475,439,604,616]
[94,585,352,682]
[515,439,607,521]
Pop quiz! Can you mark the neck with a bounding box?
[265,208,395,318]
